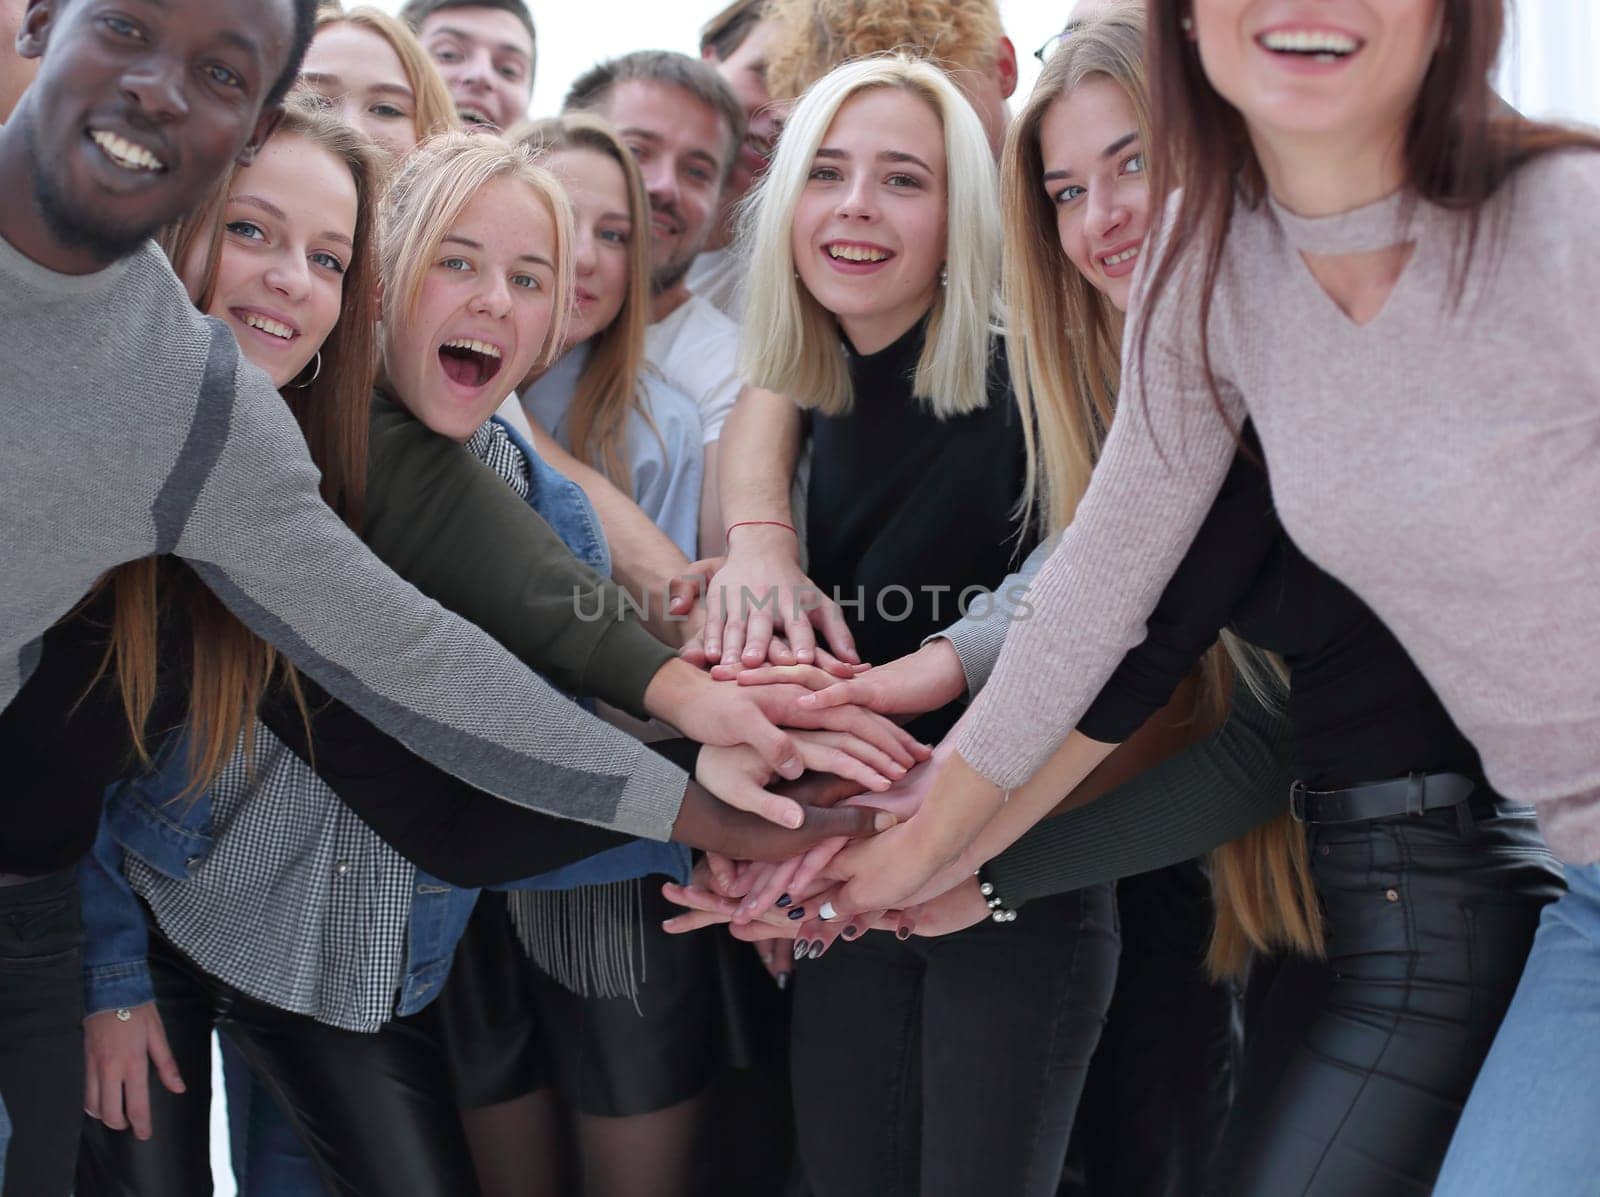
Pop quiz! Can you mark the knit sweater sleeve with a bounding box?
[985,673,1291,902]
[171,325,686,841]
[929,536,1055,698]
[955,245,1246,788]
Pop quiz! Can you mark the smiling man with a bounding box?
[400,0,534,131]
[566,51,749,555]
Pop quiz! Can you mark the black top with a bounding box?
[0,585,644,883]
[806,319,1030,741]
[1079,426,1485,790]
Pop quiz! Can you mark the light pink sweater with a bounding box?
[958,151,1600,864]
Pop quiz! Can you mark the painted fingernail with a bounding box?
[776,893,793,908]
[793,940,807,960]
[808,941,824,959]
[896,926,912,941]
[842,924,860,940]
[776,972,789,990]
[787,907,806,920]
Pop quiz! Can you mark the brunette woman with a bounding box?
[723,8,1563,1192]
[513,113,704,557]
[822,0,1599,1191]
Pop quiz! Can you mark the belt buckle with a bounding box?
[1289,780,1308,823]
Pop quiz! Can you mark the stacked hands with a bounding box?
[665,541,1004,975]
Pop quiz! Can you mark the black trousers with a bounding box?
[1210,798,1562,1196]
[1060,860,1241,1197]
[0,870,83,1197]
[789,884,1120,1197]
[77,927,481,1197]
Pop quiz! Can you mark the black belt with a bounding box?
[1289,771,1479,825]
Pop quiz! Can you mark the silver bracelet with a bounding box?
[976,866,1017,923]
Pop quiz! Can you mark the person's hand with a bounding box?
[646,667,928,786]
[83,1003,185,1140]
[709,636,866,682]
[730,756,942,921]
[668,556,724,618]
[704,526,858,667]
[735,682,930,766]
[790,640,968,719]
[823,748,1006,915]
[750,937,794,989]
[694,738,892,828]
[894,875,991,939]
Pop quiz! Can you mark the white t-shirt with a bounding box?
[644,294,740,446]
[685,245,745,322]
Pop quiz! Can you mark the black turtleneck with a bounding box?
[805,318,1029,741]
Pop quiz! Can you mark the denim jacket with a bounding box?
[79,418,691,1019]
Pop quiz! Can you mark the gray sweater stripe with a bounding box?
[16,637,42,693]
[186,560,631,824]
[153,319,236,555]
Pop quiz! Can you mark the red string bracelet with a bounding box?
[726,520,798,540]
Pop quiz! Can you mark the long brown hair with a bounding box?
[1002,2,1321,980]
[512,113,656,495]
[1135,0,1600,436]
[101,99,384,793]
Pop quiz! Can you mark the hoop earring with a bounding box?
[291,350,323,390]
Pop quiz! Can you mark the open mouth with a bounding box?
[438,337,504,388]
[458,107,496,129]
[1256,28,1364,63]
[825,243,894,264]
[88,129,167,174]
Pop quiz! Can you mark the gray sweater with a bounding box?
[0,237,685,840]
[958,152,1600,864]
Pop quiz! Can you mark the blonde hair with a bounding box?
[513,113,656,495]
[763,0,1003,102]
[1002,5,1146,538]
[739,54,998,419]
[313,5,459,149]
[1000,3,1322,980]
[381,131,575,375]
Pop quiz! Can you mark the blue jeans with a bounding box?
[1434,860,1600,1194]
[221,1035,328,1196]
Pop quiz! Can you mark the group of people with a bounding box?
[0,0,1596,1195]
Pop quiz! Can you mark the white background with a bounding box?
[361,0,1600,127]
[207,1,1598,1191]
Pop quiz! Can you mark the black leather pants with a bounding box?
[1209,798,1562,1197]
[77,927,480,1197]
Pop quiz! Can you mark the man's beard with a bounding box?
[650,253,697,295]
[26,116,165,264]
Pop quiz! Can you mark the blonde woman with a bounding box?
[301,4,457,163]
[713,55,1122,1196]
